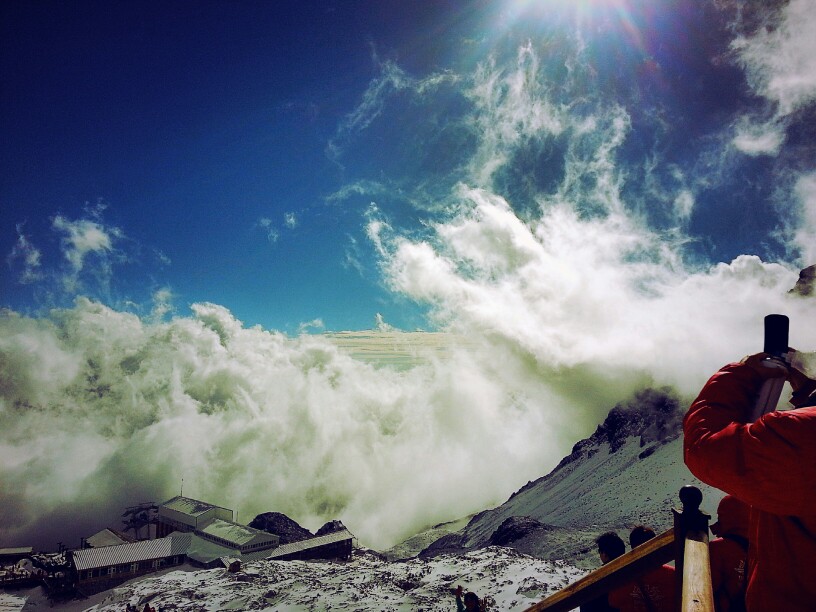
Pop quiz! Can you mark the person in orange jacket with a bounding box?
[608,526,675,612]
[709,495,749,612]
[684,351,816,611]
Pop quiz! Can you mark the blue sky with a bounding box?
[2,0,471,332]
[3,0,815,333]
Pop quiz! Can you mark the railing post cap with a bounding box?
[679,485,702,511]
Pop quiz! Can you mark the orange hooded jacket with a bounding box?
[684,362,816,611]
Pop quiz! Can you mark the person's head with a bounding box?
[596,531,626,564]
[711,495,750,539]
[463,592,479,610]
[629,525,656,549]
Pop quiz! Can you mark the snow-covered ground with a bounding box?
[0,592,27,612]
[76,547,583,611]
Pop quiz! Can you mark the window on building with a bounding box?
[108,567,116,576]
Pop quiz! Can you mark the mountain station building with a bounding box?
[68,495,354,595]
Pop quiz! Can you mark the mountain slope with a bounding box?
[415,388,725,568]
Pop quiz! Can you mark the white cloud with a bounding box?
[297,318,325,334]
[728,0,816,157]
[792,173,816,264]
[672,189,695,222]
[731,0,816,118]
[465,42,567,188]
[257,214,297,244]
[7,225,42,284]
[52,216,114,269]
[150,287,175,322]
[343,235,365,276]
[326,180,390,205]
[258,217,279,243]
[732,119,785,156]
[51,215,122,292]
[374,187,814,392]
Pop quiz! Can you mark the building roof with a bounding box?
[85,529,129,548]
[72,534,191,571]
[160,496,230,517]
[263,529,354,560]
[199,519,275,546]
[183,533,236,566]
[0,547,33,556]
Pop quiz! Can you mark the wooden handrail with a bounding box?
[523,486,715,612]
[522,528,674,612]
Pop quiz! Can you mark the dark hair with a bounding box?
[629,525,656,548]
[464,592,479,606]
[596,531,626,560]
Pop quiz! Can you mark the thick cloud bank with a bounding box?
[2,267,814,552]
[0,300,579,550]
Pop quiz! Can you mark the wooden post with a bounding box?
[673,485,714,612]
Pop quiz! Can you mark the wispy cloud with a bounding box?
[732,0,816,117]
[297,318,325,334]
[732,118,785,156]
[257,212,299,245]
[792,173,816,264]
[730,0,816,154]
[150,287,175,322]
[51,214,123,293]
[257,217,280,243]
[465,42,567,188]
[327,60,458,163]
[7,224,42,284]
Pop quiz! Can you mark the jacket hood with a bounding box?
[711,495,750,539]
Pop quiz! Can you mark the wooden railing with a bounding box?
[523,486,714,612]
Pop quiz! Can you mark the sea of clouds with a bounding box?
[2,0,816,551]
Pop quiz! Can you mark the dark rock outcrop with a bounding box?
[489,516,553,546]
[418,533,468,558]
[789,264,816,297]
[249,512,313,544]
[316,520,347,536]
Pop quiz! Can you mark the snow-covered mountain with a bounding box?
[409,387,724,569]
